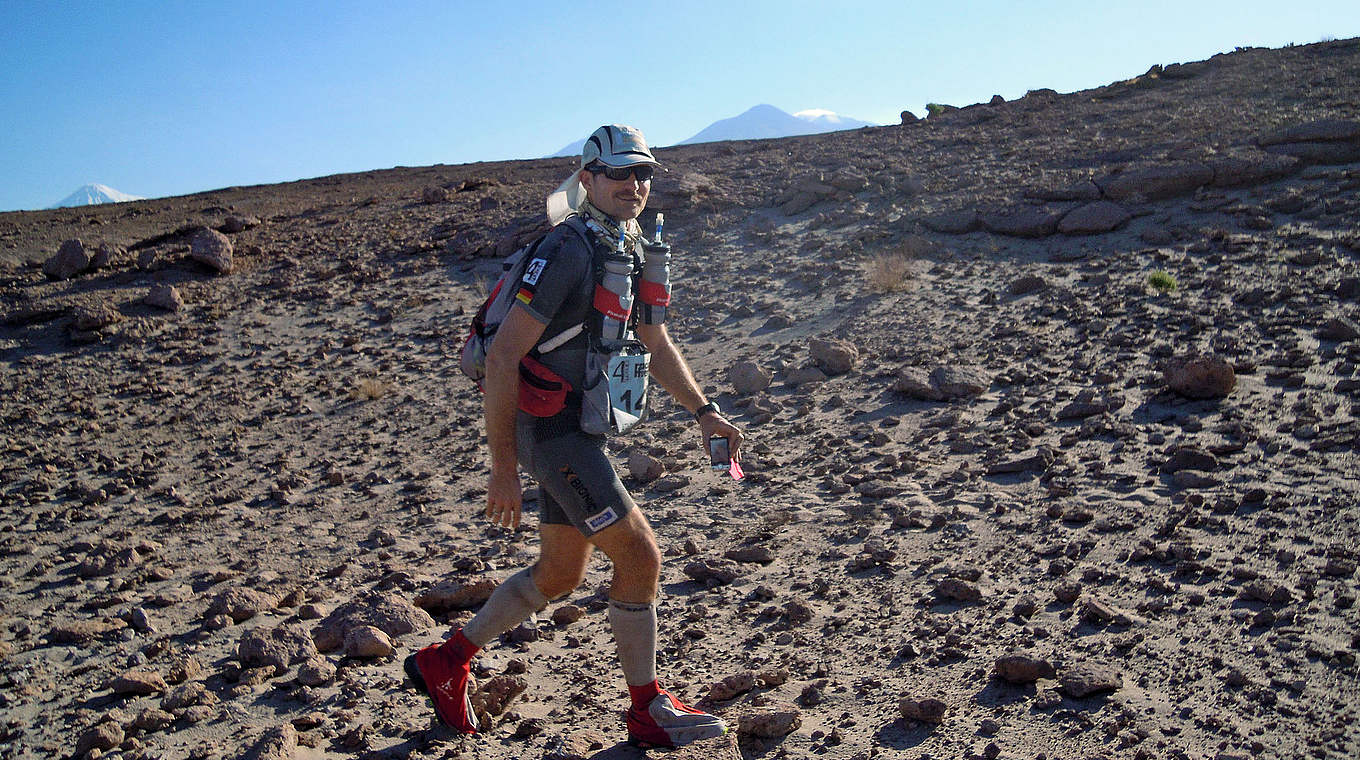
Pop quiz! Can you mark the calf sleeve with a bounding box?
[461,568,549,648]
[608,599,658,687]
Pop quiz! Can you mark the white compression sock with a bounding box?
[461,568,549,648]
[608,599,658,686]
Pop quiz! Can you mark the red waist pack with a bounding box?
[517,356,572,417]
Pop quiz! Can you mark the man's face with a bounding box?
[579,164,650,221]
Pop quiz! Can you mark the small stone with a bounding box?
[994,653,1056,683]
[206,587,279,624]
[107,669,167,696]
[738,702,802,738]
[296,656,336,687]
[935,578,982,603]
[343,625,394,658]
[1059,662,1122,697]
[899,696,947,723]
[1164,354,1235,399]
[809,338,858,375]
[708,671,756,701]
[238,623,319,669]
[43,239,90,280]
[730,360,773,395]
[628,450,665,482]
[74,722,123,758]
[551,604,585,626]
[144,284,184,312]
[190,227,233,274]
[244,724,298,760]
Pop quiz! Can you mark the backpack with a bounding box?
[459,217,594,415]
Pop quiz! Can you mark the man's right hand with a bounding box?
[486,468,523,530]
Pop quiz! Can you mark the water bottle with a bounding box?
[639,216,671,322]
[596,226,634,346]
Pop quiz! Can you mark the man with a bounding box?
[407,125,742,749]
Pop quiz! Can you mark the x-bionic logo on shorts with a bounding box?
[559,465,619,532]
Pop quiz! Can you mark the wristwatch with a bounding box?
[693,401,721,421]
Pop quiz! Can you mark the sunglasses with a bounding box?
[587,164,655,182]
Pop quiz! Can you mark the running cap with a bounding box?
[582,125,660,169]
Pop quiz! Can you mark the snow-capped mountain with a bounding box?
[547,105,875,157]
[49,184,144,209]
[677,104,875,145]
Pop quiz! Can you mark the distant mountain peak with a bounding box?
[677,104,875,146]
[50,184,144,209]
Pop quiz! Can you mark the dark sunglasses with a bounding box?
[587,164,654,182]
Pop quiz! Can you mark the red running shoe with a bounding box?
[405,643,479,733]
[626,689,727,748]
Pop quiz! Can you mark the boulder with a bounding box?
[1007,275,1048,296]
[730,361,773,395]
[1163,354,1235,399]
[243,724,298,760]
[994,653,1056,683]
[311,592,435,651]
[206,587,280,624]
[297,656,336,686]
[414,578,496,613]
[628,450,664,482]
[809,337,858,375]
[979,205,1064,238]
[1096,163,1213,201]
[1058,201,1132,235]
[931,365,990,398]
[343,625,394,658]
[738,702,801,738]
[892,366,943,400]
[190,227,233,274]
[144,284,184,312]
[1059,662,1123,697]
[237,623,318,669]
[899,696,947,723]
[43,239,90,280]
[1209,151,1300,187]
[107,669,167,696]
[920,209,980,234]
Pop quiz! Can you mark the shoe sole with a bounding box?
[405,652,479,734]
[628,722,727,749]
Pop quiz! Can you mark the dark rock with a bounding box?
[899,696,947,723]
[1097,163,1213,201]
[994,653,1056,683]
[1058,201,1132,235]
[1164,354,1235,399]
[1059,662,1122,697]
[980,205,1064,238]
[43,239,89,280]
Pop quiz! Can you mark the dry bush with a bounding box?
[351,377,393,401]
[866,252,916,293]
[866,237,936,293]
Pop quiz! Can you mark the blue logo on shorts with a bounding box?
[586,508,619,532]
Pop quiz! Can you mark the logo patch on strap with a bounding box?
[522,258,547,286]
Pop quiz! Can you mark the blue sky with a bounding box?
[1,0,1356,211]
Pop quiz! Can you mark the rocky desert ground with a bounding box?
[2,38,1358,760]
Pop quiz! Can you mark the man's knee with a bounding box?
[532,563,585,601]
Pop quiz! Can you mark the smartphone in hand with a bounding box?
[708,436,731,471]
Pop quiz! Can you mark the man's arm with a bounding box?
[636,322,743,459]
[483,306,548,529]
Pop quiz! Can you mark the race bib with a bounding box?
[606,347,650,433]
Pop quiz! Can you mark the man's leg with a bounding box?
[591,510,727,748]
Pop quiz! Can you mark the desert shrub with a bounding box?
[925,103,958,118]
[1147,270,1178,293]
[866,249,917,294]
[351,377,392,401]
